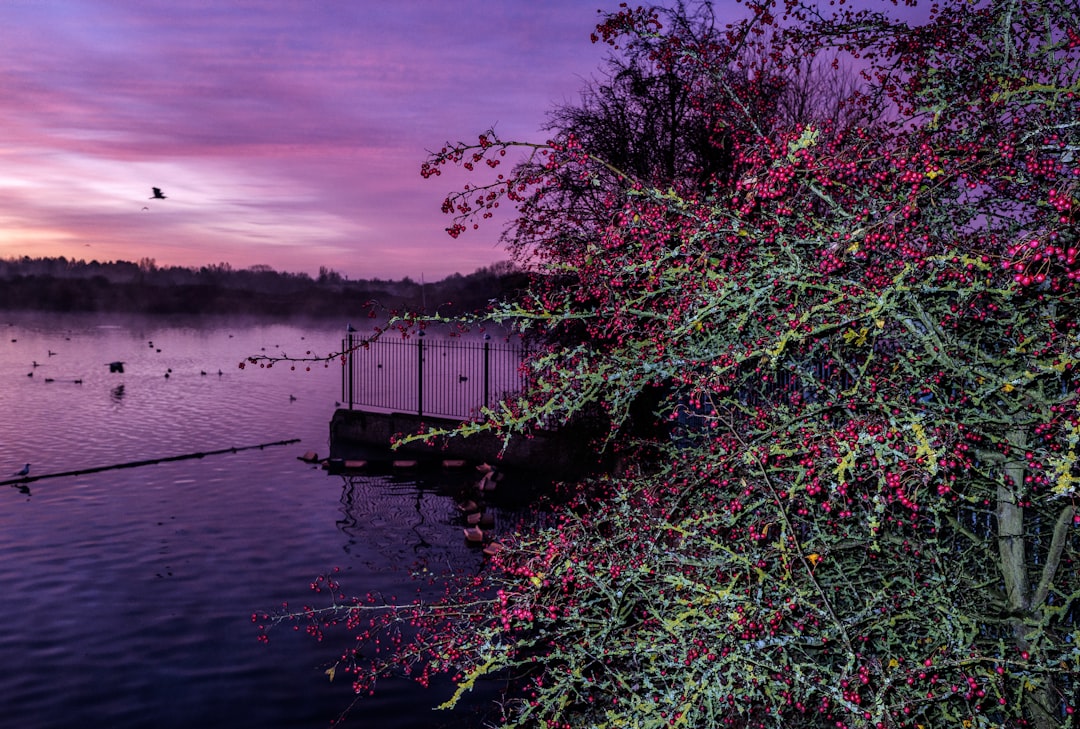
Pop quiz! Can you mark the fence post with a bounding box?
[417,335,425,418]
[343,328,353,410]
[483,340,491,410]
[348,326,357,409]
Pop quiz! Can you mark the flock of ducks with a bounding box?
[9,328,298,481]
[18,344,81,383]
[16,339,238,388]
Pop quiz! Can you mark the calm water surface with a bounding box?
[0,312,506,729]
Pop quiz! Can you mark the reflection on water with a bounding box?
[337,474,443,554]
[334,468,507,561]
[0,311,514,729]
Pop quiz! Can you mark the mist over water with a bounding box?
[0,312,506,729]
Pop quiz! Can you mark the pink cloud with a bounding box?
[0,1,764,279]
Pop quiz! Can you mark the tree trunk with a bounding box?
[998,428,1058,729]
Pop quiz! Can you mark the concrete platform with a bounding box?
[328,408,598,477]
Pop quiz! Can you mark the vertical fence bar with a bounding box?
[346,327,355,409]
[417,336,425,418]
[483,340,491,409]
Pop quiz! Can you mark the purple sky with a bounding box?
[1,0,688,280]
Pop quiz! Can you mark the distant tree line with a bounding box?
[0,256,526,318]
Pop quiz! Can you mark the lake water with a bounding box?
[0,311,508,729]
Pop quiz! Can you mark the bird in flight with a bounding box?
[150,187,167,200]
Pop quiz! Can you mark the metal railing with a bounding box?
[341,329,528,420]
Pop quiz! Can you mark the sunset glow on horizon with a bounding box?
[1,0,653,281]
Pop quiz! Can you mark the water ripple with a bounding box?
[0,313,504,729]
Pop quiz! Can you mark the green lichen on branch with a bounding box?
[262,1,1080,727]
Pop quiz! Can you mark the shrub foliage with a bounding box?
[260,1,1080,727]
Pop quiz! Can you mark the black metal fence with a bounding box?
[341,330,528,420]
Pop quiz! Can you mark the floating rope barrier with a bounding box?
[2,438,301,488]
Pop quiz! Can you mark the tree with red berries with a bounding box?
[264,1,1080,726]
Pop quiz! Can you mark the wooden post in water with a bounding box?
[0,438,302,488]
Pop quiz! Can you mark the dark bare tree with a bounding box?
[501,1,870,264]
